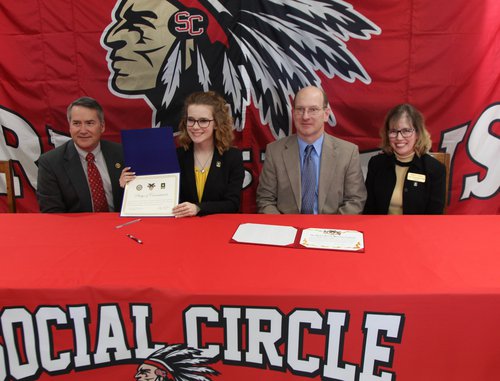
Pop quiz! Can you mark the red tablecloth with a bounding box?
[0,213,499,381]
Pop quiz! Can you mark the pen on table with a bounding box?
[126,234,143,244]
[115,218,141,229]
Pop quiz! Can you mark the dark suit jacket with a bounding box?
[36,140,124,213]
[363,153,446,214]
[177,146,244,216]
[256,133,367,214]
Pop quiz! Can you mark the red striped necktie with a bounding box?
[85,152,109,212]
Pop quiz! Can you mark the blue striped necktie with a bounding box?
[301,144,316,214]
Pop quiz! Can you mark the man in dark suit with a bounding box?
[256,86,366,214]
[37,97,124,213]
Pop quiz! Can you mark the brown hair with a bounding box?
[177,91,234,155]
[380,103,432,156]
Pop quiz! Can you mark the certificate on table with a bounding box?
[120,128,180,217]
[232,223,298,246]
[121,173,179,217]
[231,223,364,252]
[299,228,364,251]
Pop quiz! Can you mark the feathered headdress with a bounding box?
[143,344,218,381]
[160,0,380,137]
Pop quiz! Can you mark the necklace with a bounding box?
[194,152,213,173]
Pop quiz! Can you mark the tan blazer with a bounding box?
[256,134,366,214]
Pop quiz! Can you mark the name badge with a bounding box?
[407,172,426,183]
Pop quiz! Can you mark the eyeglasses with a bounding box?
[388,128,415,139]
[293,106,325,116]
[186,117,214,129]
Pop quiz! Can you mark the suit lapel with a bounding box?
[102,143,120,186]
[318,135,336,213]
[101,141,124,210]
[63,141,93,212]
[283,137,301,211]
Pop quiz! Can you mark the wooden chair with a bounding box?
[429,152,451,213]
[0,160,16,213]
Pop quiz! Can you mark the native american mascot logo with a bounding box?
[135,344,218,381]
[102,0,380,137]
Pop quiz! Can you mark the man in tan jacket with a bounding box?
[257,86,366,214]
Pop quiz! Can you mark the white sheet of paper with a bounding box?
[120,173,179,217]
[299,228,364,251]
[232,223,297,246]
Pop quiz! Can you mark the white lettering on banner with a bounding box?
[223,307,242,362]
[36,307,72,373]
[287,309,322,376]
[184,306,221,359]
[438,123,468,168]
[0,303,405,380]
[1,308,39,380]
[93,305,132,363]
[241,148,253,189]
[0,107,41,194]
[184,306,405,380]
[0,304,163,380]
[360,313,404,381]
[68,306,92,367]
[0,345,5,380]
[461,103,500,200]
[245,308,284,368]
[46,127,71,148]
[131,304,164,358]
[323,311,357,380]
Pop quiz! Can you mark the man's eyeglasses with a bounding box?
[388,128,415,139]
[293,106,325,116]
[186,117,214,129]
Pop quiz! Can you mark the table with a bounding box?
[0,213,499,381]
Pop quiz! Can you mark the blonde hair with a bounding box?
[380,103,432,156]
[177,91,234,155]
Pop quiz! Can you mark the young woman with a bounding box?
[120,91,244,217]
[173,91,244,217]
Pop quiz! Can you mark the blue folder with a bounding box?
[121,127,180,175]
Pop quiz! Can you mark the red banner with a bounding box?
[1,213,500,381]
[0,0,499,213]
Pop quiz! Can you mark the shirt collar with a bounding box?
[74,142,102,160]
[297,134,324,156]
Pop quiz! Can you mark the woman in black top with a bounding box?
[364,104,446,214]
[173,91,244,216]
[120,91,244,217]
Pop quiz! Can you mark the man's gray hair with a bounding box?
[67,96,104,123]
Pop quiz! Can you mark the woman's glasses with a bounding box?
[388,128,415,139]
[186,117,214,129]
